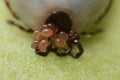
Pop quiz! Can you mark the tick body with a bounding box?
[6,0,111,58]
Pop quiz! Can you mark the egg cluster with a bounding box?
[31,24,69,52]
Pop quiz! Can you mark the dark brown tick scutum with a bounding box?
[45,11,72,33]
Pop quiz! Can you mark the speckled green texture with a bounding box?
[0,0,120,80]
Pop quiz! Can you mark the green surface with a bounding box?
[0,0,120,80]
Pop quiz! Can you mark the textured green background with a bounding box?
[0,0,120,80]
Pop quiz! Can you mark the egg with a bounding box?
[6,0,112,58]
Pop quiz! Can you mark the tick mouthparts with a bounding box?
[45,11,72,33]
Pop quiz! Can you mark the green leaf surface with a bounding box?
[0,0,120,80]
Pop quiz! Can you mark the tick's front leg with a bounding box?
[52,47,71,57]
[69,39,84,58]
[35,47,50,57]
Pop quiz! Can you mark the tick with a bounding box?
[5,0,112,58]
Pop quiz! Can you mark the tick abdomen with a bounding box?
[9,0,111,33]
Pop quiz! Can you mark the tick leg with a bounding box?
[52,47,71,57]
[51,41,72,57]
[5,0,19,19]
[5,1,33,33]
[81,29,103,36]
[7,20,34,33]
[35,48,49,56]
[35,42,53,56]
[35,45,52,56]
[52,42,72,57]
[69,39,84,58]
